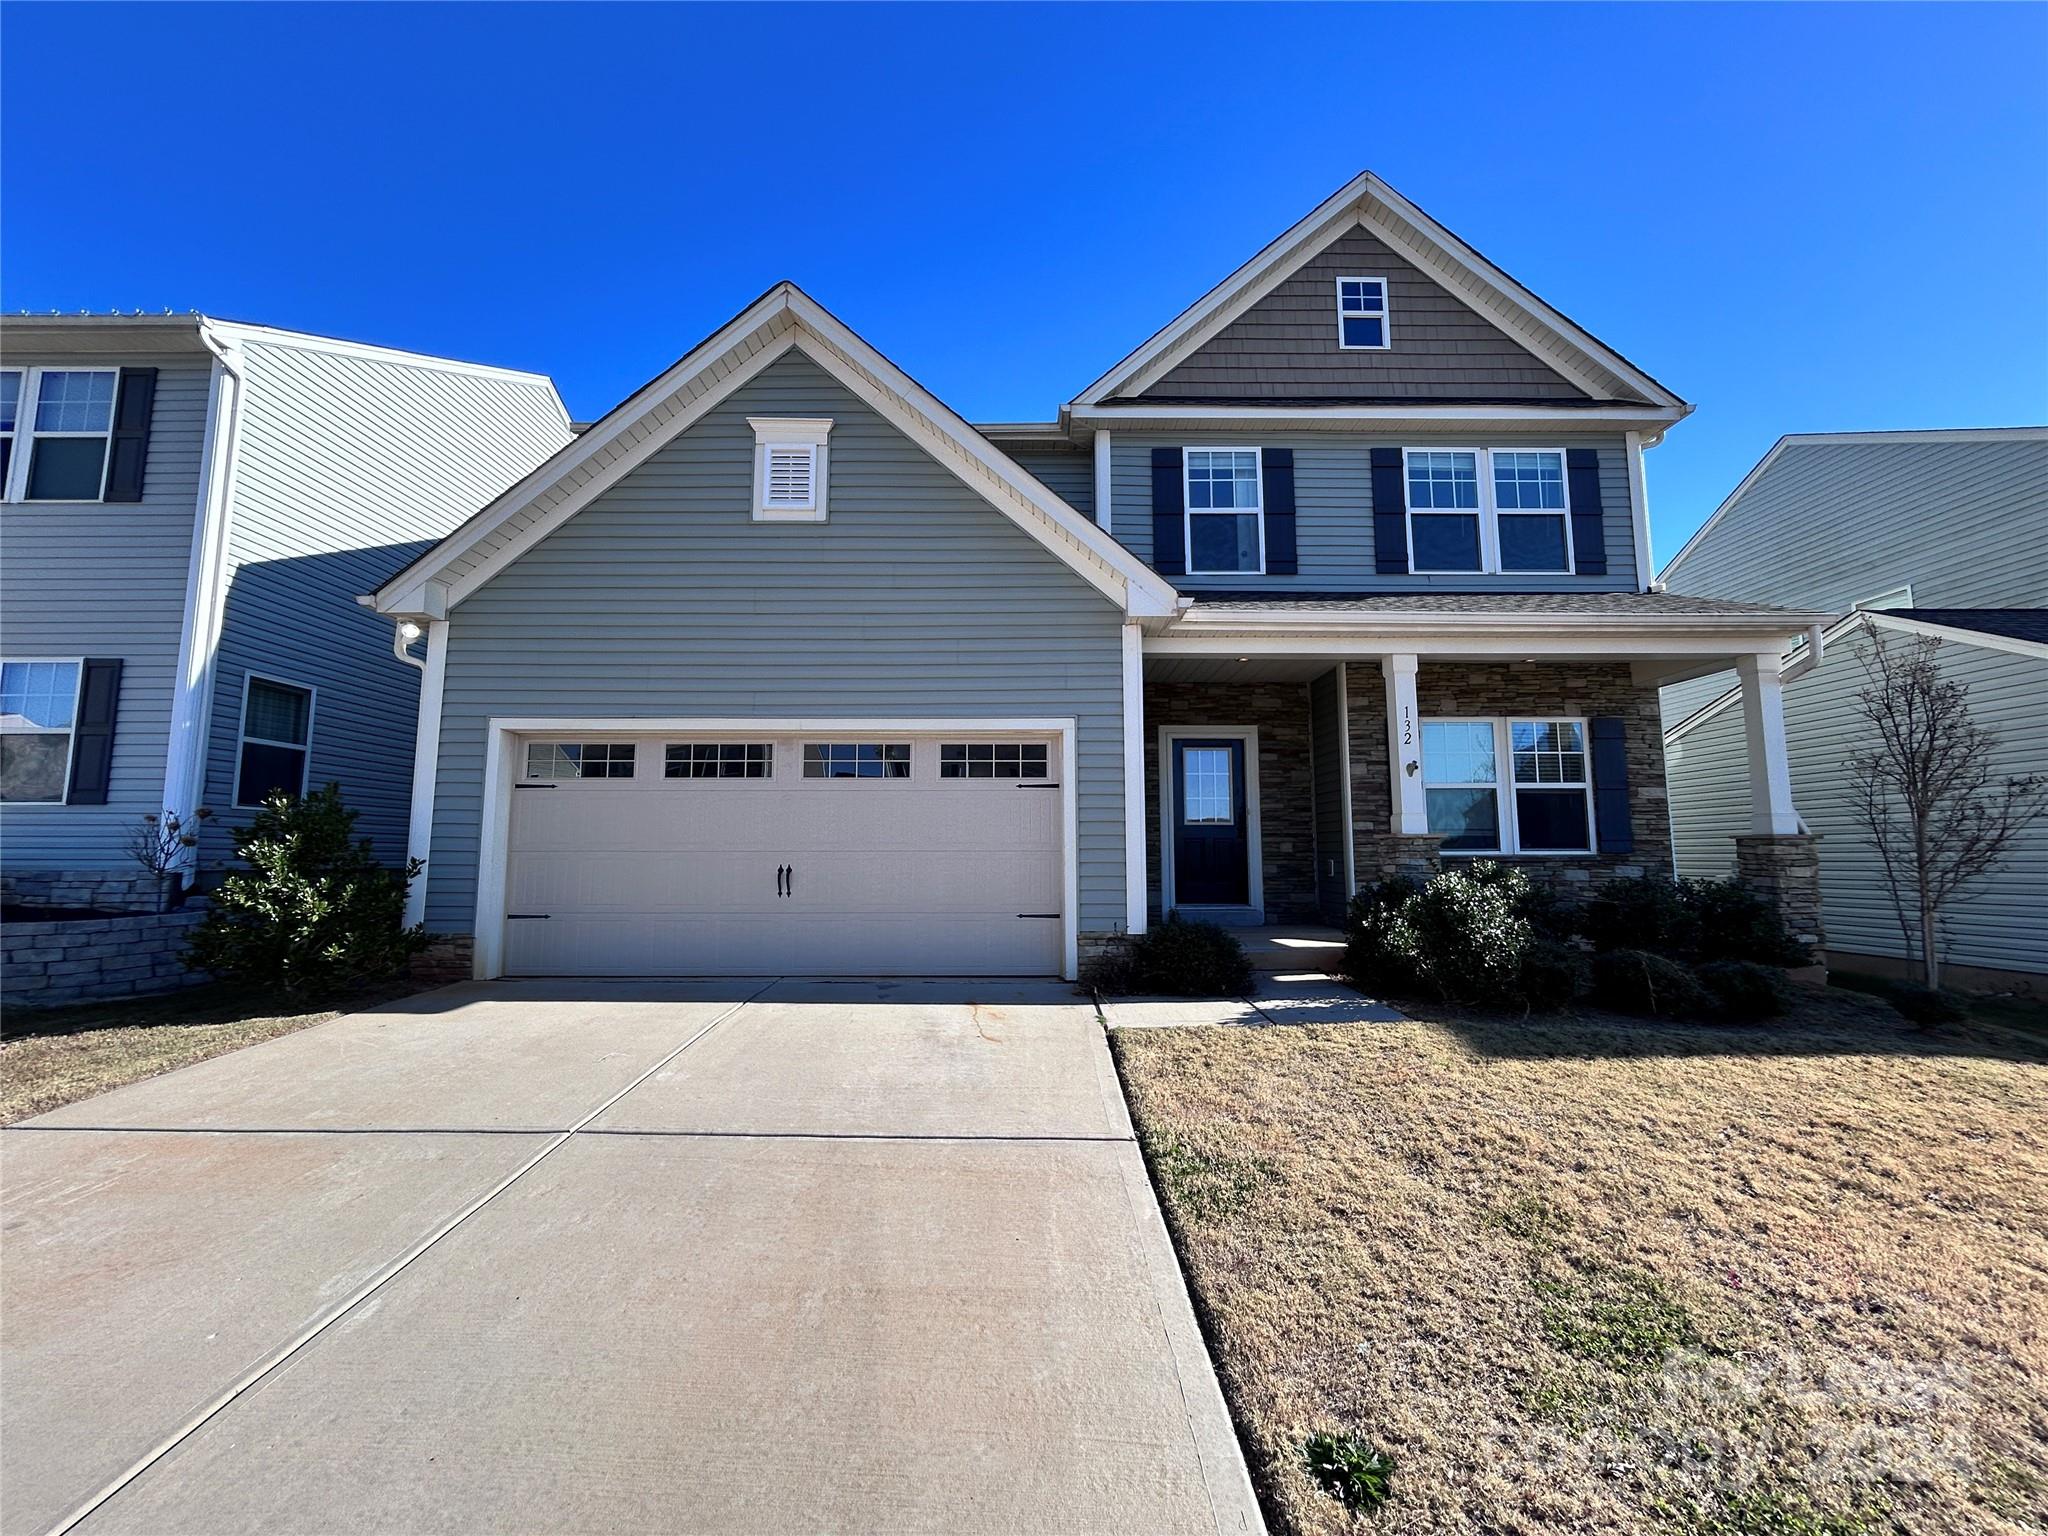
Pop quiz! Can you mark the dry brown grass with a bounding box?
[0,984,406,1124]
[1114,989,2048,1536]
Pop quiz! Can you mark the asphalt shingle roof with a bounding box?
[1892,608,2048,645]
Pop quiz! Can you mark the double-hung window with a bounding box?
[1404,447,1574,575]
[0,659,83,803]
[0,371,20,487]
[1183,448,1264,575]
[1336,276,1390,349]
[235,677,315,806]
[18,370,118,502]
[1420,718,1595,855]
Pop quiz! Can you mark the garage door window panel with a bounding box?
[666,743,772,779]
[526,742,636,781]
[803,742,910,779]
[939,742,1048,780]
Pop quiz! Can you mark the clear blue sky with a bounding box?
[6,2,2043,563]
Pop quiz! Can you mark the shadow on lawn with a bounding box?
[1419,986,2048,1068]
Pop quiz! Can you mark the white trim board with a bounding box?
[1069,170,1688,411]
[1156,724,1264,922]
[371,284,1178,621]
[470,715,1082,982]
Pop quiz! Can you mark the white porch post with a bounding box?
[1122,619,1148,934]
[1737,651,1800,834]
[401,619,450,928]
[1382,653,1428,835]
[1093,429,1114,531]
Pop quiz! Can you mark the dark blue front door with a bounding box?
[1172,738,1249,906]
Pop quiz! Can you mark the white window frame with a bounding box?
[233,672,317,808]
[1182,446,1266,576]
[1421,715,1598,857]
[1401,446,1576,577]
[748,416,832,522]
[8,367,119,504]
[0,369,21,493]
[1335,275,1392,351]
[1854,584,1914,611]
[524,741,639,782]
[0,655,85,805]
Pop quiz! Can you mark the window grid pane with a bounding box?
[0,661,81,731]
[33,371,116,434]
[1406,451,1479,510]
[939,742,1048,780]
[244,680,310,745]
[0,371,19,434]
[1492,451,1565,510]
[802,742,911,779]
[1180,746,1234,824]
[1420,721,1496,786]
[665,743,772,779]
[1510,721,1586,786]
[525,742,636,780]
[1184,449,1260,511]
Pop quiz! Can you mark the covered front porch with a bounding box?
[1123,593,1832,953]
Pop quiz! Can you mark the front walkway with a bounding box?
[2,980,1261,1536]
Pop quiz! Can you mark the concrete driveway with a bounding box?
[1,980,1261,1536]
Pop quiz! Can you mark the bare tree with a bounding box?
[1848,623,2048,989]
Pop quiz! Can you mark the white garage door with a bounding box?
[501,732,1065,976]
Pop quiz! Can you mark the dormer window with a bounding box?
[1336,277,1390,350]
[748,417,832,522]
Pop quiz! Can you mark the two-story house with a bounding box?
[1660,428,2047,989]
[361,170,1828,983]
[0,316,570,918]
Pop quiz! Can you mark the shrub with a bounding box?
[1580,876,1806,967]
[1300,1430,1395,1513]
[1590,948,1714,1021]
[1882,981,1970,1027]
[1686,879,1811,965]
[1695,960,1789,1023]
[1521,939,1590,1011]
[1120,914,1254,997]
[186,785,428,999]
[1343,878,1422,996]
[1345,863,1591,1009]
[1077,939,1141,996]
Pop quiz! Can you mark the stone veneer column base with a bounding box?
[1734,833,1826,964]
[1370,833,1445,885]
[410,935,477,987]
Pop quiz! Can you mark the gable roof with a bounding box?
[1069,170,1689,414]
[369,284,1179,620]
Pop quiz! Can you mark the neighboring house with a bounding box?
[0,316,570,912]
[1660,428,2048,989]
[364,170,1827,984]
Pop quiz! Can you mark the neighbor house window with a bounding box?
[525,742,635,781]
[803,742,910,779]
[0,659,82,803]
[23,370,117,501]
[1336,276,1390,349]
[1183,448,1263,574]
[939,742,1048,779]
[1404,447,1574,575]
[0,371,20,488]
[666,743,772,779]
[235,676,314,806]
[1855,585,1914,611]
[1421,718,1594,855]
[749,417,832,522]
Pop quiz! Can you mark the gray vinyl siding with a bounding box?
[1002,444,1094,520]
[1142,226,1589,402]
[1662,434,2048,610]
[427,349,1128,936]
[0,358,214,869]
[200,338,569,866]
[1660,668,1738,734]
[1111,433,1638,592]
[1308,666,1348,922]
[1667,628,2046,975]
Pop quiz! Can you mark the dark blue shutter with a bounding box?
[66,658,123,805]
[1151,448,1185,576]
[1262,448,1296,575]
[1566,448,1607,576]
[1589,715,1632,852]
[1370,448,1407,574]
[103,369,157,504]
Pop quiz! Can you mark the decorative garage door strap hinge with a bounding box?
[506,913,552,920]
[513,783,556,790]
[1016,783,1061,790]
[1016,913,1061,920]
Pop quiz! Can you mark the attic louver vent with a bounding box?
[764,444,816,508]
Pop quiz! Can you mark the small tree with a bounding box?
[122,806,212,909]
[187,784,428,998]
[1847,625,2048,988]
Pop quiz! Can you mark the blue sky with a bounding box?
[5,2,2043,562]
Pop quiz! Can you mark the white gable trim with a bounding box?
[1070,170,1687,411]
[372,285,1178,619]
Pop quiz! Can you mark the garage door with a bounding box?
[501,732,1065,976]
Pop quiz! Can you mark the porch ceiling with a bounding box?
[1145,656,1334,684]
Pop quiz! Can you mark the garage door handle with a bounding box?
[775,864,786,898]
[786,864,795,898]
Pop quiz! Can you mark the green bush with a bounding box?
[1882,981,1970,1027]
[1300,1430,1395,1513]
[1344,862,1589,1009]
[1580,876,1805,967]
[1685,879,1812,965]
[1100,914,1253,997]
[1589,948,1713,1021]
[1521,939,1590,1011]
[1695,960,1789,1022]
[186,785,428,999]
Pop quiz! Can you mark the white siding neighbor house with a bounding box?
[1660,429,2048,989]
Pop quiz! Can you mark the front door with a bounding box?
[1171,738,1249,907]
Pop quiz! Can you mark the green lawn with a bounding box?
[1114,986,2048,1536]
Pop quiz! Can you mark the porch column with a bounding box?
[1381,654,1428,835]
[1122,619,1148,934]
[1736,651,1799,834]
